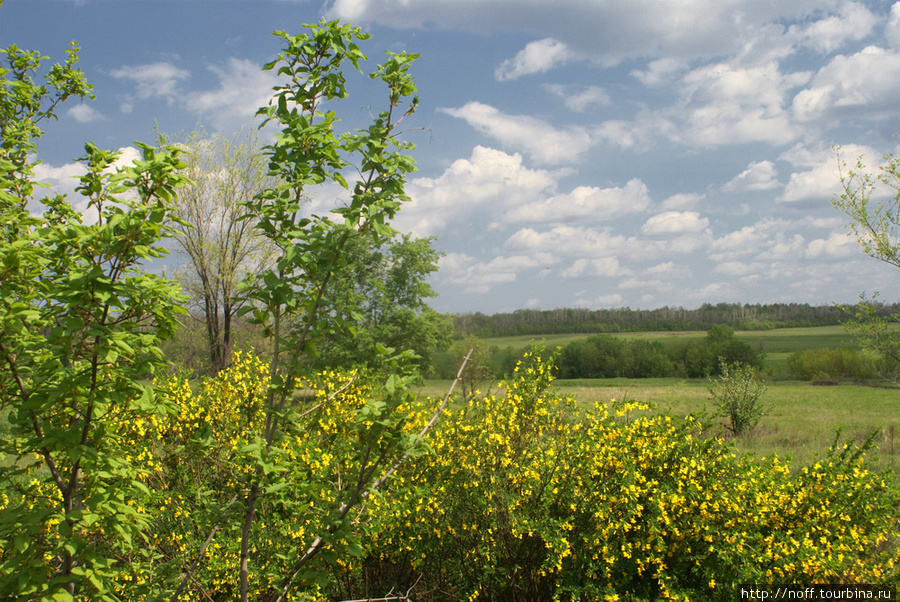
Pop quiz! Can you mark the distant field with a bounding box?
[417,376,900,477]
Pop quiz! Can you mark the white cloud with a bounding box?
[805,231,857,258]
[561,257,627,279]
[395,146,557,236]
[543,84,610,112]
[887,2,900,49]
[110,61,189,106]
[495,38,573,81]
[723,160,781,192]
[661,192,705,210]
[504,226,631,264]
[67,104,103,123]
[185,58,277,131]
[439,102,594,164]
[714,261,765,276]
[779,143,878,203]
[437,252,553,294]
[787,2,878,54]
[641,211,710,235]
[673,61,809,147]
[632,58,685,86]
[791,46,900,122]
[504,179,651,224]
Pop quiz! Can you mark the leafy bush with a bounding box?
[708,360,769,436]
[556,326,762,379]
[789,347,878,381]
[329,345,899,601]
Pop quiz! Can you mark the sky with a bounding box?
[4,0,900,314]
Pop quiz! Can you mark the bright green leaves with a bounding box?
[0,41,189,598]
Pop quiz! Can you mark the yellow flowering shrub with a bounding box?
[107,350,417,600]
[331,344,900,601]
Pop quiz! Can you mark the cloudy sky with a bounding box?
[5,0,900,314]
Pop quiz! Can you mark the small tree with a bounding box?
[165,129,276,374]
[707,359,768,436]
[315,233,452,375]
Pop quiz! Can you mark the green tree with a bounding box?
[164,129,276,374]
[314,233,452,375]
[0,42,190,599]
[231,19,424,602]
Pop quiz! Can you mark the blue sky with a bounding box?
[5,0,900,314]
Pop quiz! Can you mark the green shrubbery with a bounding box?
[788,347,878,381]
[557,325,763,379]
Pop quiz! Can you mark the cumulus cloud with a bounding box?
[792,46,900,122]
[805,231,857,258]
[888,2,900,49]
[495,38,574,81]
[394,146,557,236]
[439,102,594,164]
[673,61,809,147]
[787,2,878,54]
[543,84,611,112]
[641,211,710,235]
[31,146,143,224]
[437,252,554,294]
[110,61,189,109]
[632,58,685,86]
[661,192,705,210]
[185,58,277,131]
[504,179,651,224]
[561,257,627,279]
[67,104,103,123]
[778,143,878,203]
[723,160,781,192]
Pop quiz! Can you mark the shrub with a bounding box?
[789,347,878,381]
[328,345,899,601]
[708,360,769,436]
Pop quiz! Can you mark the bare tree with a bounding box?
[166,129,275,373]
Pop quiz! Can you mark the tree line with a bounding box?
[453,301,900,338]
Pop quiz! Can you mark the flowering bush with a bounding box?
[332,344,900,601]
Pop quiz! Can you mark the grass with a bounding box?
[416,375,900,477]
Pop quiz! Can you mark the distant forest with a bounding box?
[453,302,900,338]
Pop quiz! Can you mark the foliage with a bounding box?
[839,293,900,372]
[227,18,423,601]
[1,19,429,602]
[834,146,900,270]
[0,42,191,599]
[708,360,769,436]
[556,326,761,379]
[313,233,452,376]
[788,346,879,381]
[331,345,899,601]
[164,128,276,375]
[833,147,900,372]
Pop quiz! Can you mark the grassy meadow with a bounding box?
[423,325,900,477]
